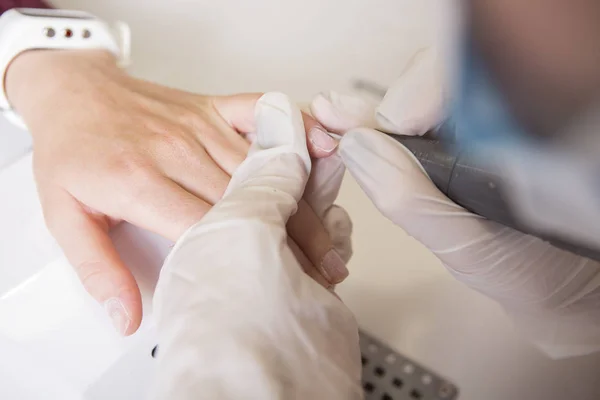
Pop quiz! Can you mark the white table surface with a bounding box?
[1,1,599,399]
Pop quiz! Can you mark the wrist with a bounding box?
[6,49,120,119]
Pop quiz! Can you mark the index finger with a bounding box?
[212,93,335,158]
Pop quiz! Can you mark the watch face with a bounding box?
[16,8,93,20]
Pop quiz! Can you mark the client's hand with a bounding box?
[6,49,345,335]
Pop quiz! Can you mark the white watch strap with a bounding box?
[0,8,131,129]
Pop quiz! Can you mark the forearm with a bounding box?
[6,49,119,127]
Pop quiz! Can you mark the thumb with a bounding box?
[211,92,311,224]
[42,189,142,336]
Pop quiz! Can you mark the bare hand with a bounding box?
[6,50,344,335]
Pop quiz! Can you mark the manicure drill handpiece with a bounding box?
[386,133,600,262]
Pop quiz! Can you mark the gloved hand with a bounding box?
[152,93,361,400]
[311,52,600,359]
[312,48,447,137]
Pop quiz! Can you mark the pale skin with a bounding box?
[6,49,346,335]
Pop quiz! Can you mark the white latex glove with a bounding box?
[312,48,447,137]
[311,70,600,359]
[152,93,361,400]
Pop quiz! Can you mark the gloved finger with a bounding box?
[310,91,378,134]
[375,47,446,136]
[303,154,353,265]
[340,128,572,287]
[339,128,497,269]
[41,189,142,336]
[304,154,345,217]
[212,93,335,158]
[209,92,311,226]
[311,48,446,136]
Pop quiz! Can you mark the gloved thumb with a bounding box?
[206,92,311,226]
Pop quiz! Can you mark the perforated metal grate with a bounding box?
[359,331,459,400]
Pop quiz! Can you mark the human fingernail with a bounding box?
[309,127,338,153]
[321,249,349,284]
[105,297,131,336]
